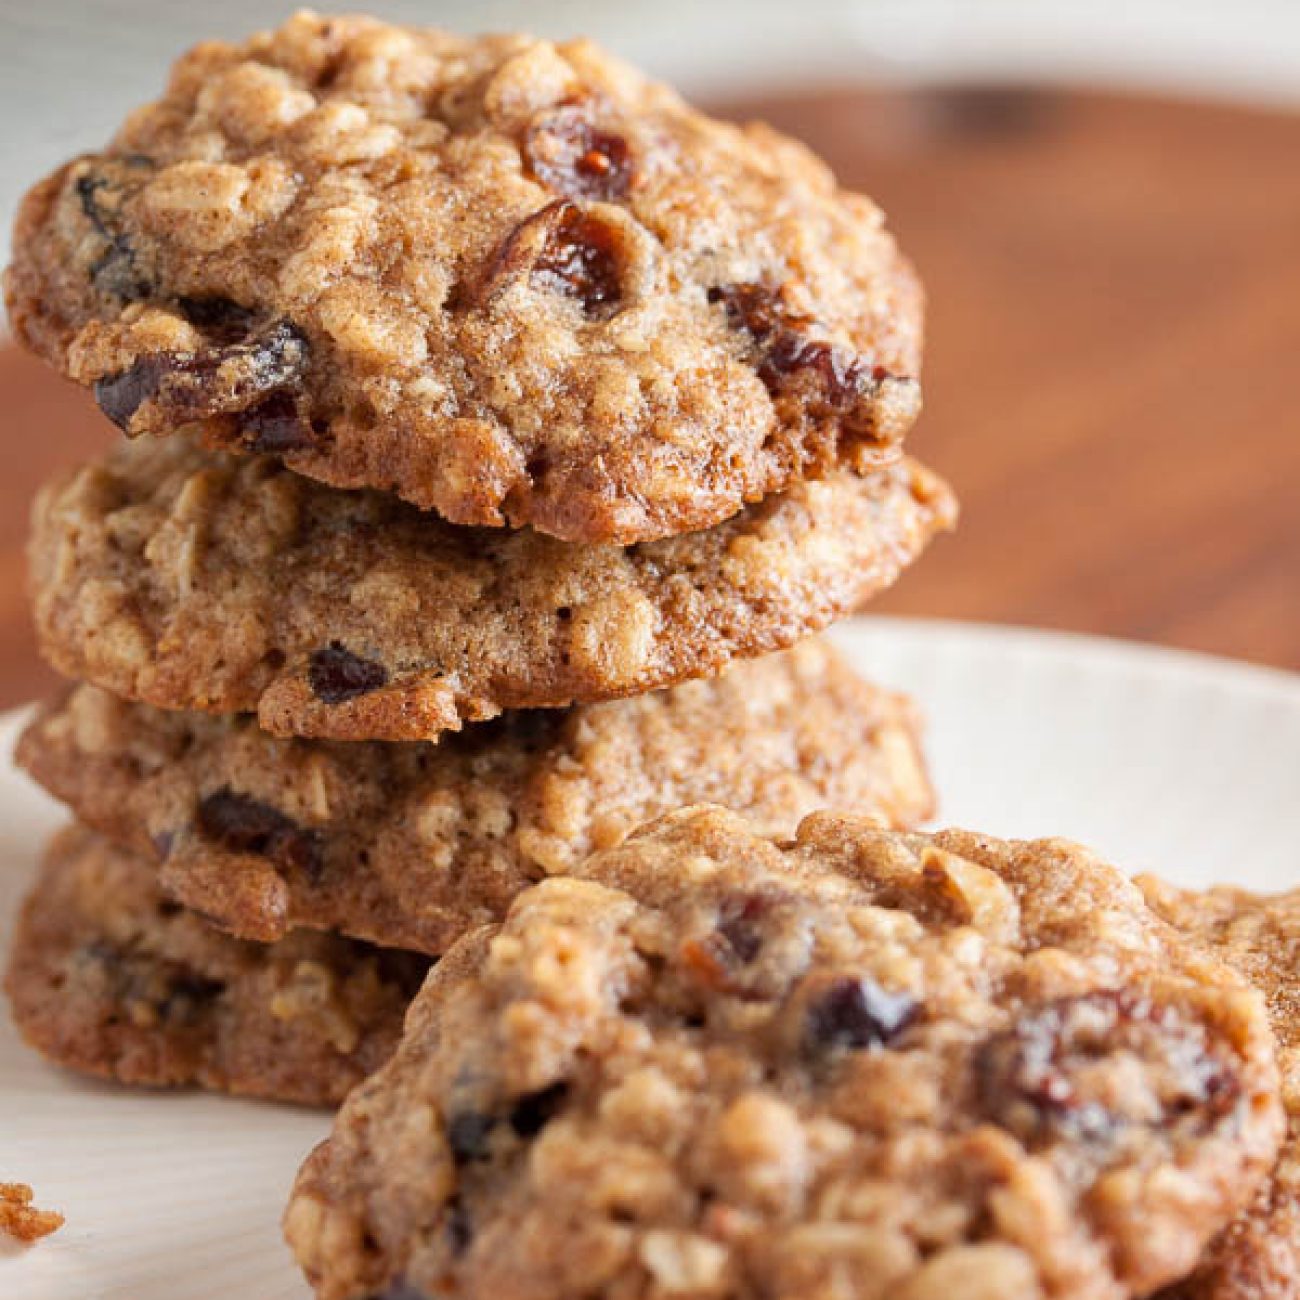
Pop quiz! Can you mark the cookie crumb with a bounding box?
[0,1183,64,1243]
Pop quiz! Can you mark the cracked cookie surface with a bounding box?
[6,13,924,543]
[29,435,953,742]
[18,641,932,955]
[285,806,1282,1300]
[4,826,430,1106]
[1141,878,1300,1300]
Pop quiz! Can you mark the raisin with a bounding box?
[78,943,223,1025]
[161,973,225,1023]
[708,283,900,438]
[680,892,774,994]
[93,319,309,432]
[531,203,624,316]
[716,893,769,964]
[176,296,257,343]
[445,1084,567,1166]
[239,391,318,454]
[447,1111,495,1164]
[95,355,175,429]
[509,1082,569,1137]
[196,789,323,880]
[805,976,918,1052]
[977,991,1242,1149]
[524,102,634,201]
[75,172,117,239]
[308,643,389,704]
[75,167,152,302]
[479,201,626,318]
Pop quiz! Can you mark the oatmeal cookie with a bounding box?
[1140,878,1300,1300]
[17,641,931,955]
[4,826,430,1106]
[285,806,1282,1300]
[29,435,953,742]
[6,13,924,544]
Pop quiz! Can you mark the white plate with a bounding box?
[2,617,1298,1299]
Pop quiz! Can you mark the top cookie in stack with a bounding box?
[8,14,927,545]
[7,11,954,745]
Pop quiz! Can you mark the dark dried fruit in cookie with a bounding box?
[447,1085,568,1167]
[161,972,226,1021]
[175,295,257,342]
[308,643,389,704]
[75,163,153,302]
[76,941,225,1025]
[196,789,322,879]
[715,892,770,963]
[680,892,775,994]
[508,1082,569,1137]
[977,990,1243,1148]
[93,320,309,432]
[479,200,627,318]
[531,203,625,316]
[709,282,904,438]
[239,392,318,454]
[805,974,918,1052]
[524,102,634,201]
[94,355,174,429]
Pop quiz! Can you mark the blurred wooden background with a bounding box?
[1,86,1297,707]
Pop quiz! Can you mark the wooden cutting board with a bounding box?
[0,86,1296,707]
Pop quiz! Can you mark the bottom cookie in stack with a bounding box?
[5,826,430,1107]
[6,642,936,1106]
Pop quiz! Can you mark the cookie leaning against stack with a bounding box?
[3,12,952,1104]
[285,805,1284,1300]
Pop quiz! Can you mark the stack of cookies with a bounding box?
[2,16,953,1106]
[3,16,1298,1300]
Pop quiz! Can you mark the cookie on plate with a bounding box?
[6,13,924,544]
[1140,878,1300,1300]
[29,434,954,742]
[4,826,430,1106]
[18,640,932,955]
[285,806,1282,1300]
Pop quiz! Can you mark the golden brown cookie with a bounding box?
[6,13,924,544]
[1140,878,1300,1300]
[29,434,954,742]
[4,826,430,1106]
[285,807,1282,1300]
[18,641,931,955]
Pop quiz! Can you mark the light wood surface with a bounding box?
[0,86,1296,708]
